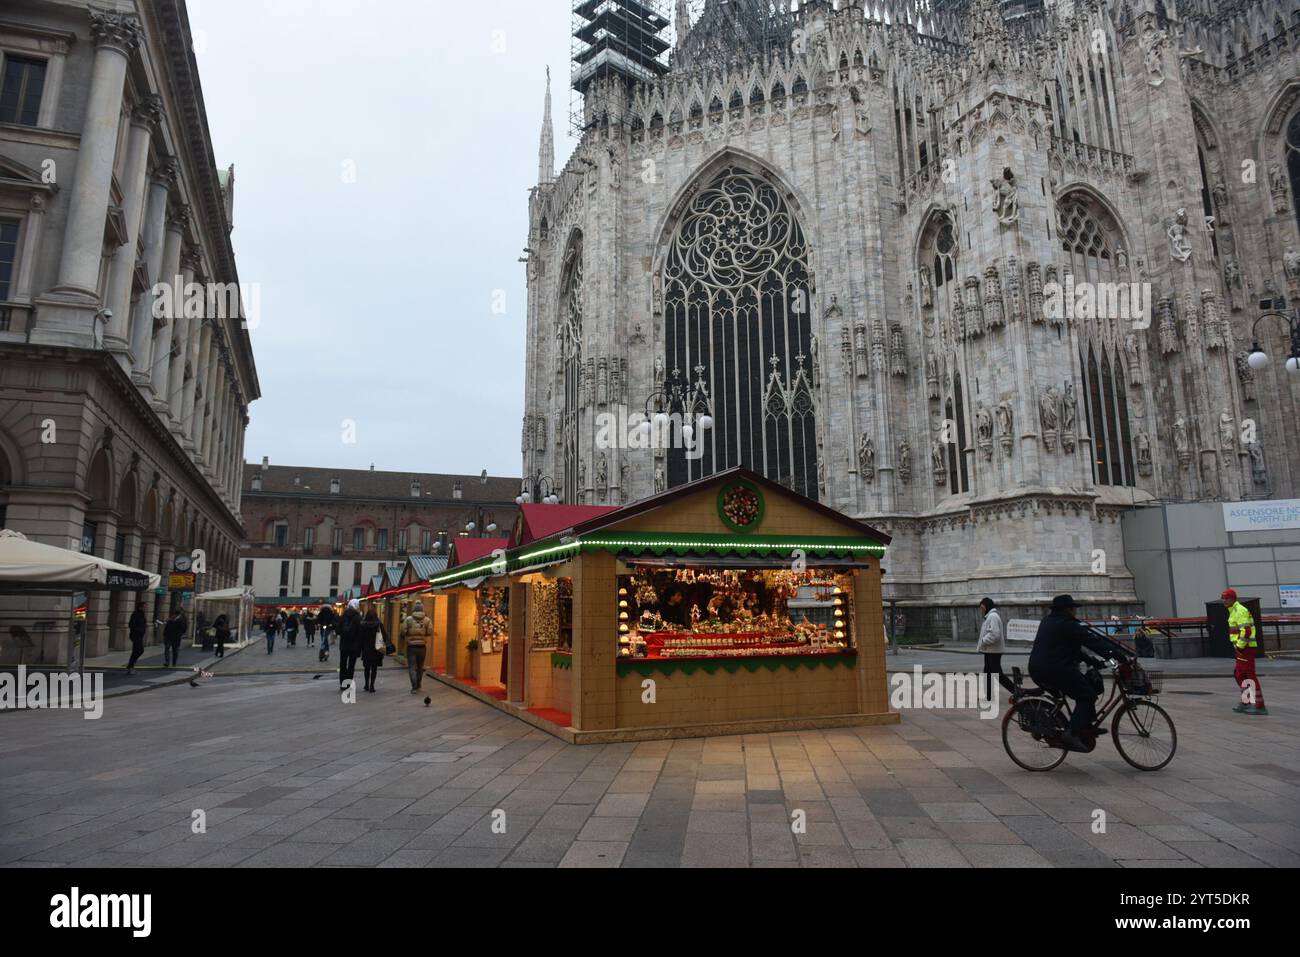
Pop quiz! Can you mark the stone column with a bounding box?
[179,249,205,449]
[140,535,161,643]
[200,350,223,467]
[5,193,50,333]
[151,203,188,409]
[103,94,161,363]
[31,12,141,347]
[186,318,212,448]
[109,523,142,651]
[165,221,195,429]
[129,160,177,390]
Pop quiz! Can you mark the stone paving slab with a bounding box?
[0,668,1296,868]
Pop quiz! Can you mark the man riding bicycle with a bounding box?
[1029,595,1132,753]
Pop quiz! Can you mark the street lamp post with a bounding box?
[516,471,560,506]
[638,367,715,484]
[1246,297,1300,375]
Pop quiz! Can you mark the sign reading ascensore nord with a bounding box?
[1222,499,1300,533]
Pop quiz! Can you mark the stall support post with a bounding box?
[508,580,527,705]
[853,568,889,717]
[572,552,618,731]
[887,598,899,656]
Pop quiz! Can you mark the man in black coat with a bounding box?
[317,604,337,662]
[127,603,148,674]
[337,600,363,689]
[162,610,187,668]
[1028,595,1119,752]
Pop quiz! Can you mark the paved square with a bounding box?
[1,652,1296,868]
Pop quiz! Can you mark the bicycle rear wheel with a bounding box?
[1002,698,1068,772]
[1111,699,1177,771]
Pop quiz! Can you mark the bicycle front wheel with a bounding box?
[1111,699,1177,771]
[1002,698,1068,772]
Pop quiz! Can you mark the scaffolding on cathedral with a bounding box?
[570,0,673,132]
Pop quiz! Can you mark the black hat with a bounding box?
[1050,594,1081,611]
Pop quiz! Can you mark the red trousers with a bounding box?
[1234,647,1265,707]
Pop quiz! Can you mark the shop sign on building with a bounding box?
[1281,585,1300,610]
[1222,499,1300,533]
[168,573,196,591]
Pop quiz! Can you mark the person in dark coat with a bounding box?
[317,604,336,662]
[358,607,388,693]
[264,613,279,655]
[126,602,148,674]
[1028,595,1120,752]
[304,611,317,648]
[338,599,363,689]
[285,611,300,647]
[213,614,230,659]
[162,610,187,668]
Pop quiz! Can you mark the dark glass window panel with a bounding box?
[946,399,958,496]
[1101,352,1125,486]
[0,219,18,301]
[1288,112,1300,242]
[1088,347,1111,485]
[0,56,47,127]
[1116,361,1136,486]
[954,374,970,493]
[1080,351,1097,484]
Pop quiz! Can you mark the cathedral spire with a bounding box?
[674,0,690,51]
[538,67,554,186]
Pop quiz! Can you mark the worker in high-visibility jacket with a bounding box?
[1222,589,1268,716]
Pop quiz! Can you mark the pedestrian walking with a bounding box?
[304,611,317,649]
[126,602,147,674]
[401,604,433,694]
[975,597,1015,700]
[264,613,278,655]
[1223,589,1268,716]
[286,611,300,648]
[358,607,389,694]
[213,613,230,659]
[162,609,187,668]
[338,599,363,689]
[317,603,336,662]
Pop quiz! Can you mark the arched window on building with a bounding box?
[558,232,583,504]
[1058,191,1135,487]
[661,164,818,498]
[1286,111,1300,240]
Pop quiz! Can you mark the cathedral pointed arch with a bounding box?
[659,160,818,498]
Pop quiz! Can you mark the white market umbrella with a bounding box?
[0,529,161,590]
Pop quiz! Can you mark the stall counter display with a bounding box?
[617,567,854,661]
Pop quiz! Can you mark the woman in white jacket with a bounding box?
[976,598,1016,701]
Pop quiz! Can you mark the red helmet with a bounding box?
[1221,588,1238,604]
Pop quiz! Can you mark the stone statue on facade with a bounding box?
[1224,259,1244,312]
[1235,351,1258,402]
[1136,431,1153,477]
[1125,334,1143,385]
[1173,417,1191,469]
[919,266,934,309]
[898,440,912,485]
[996,401,1014,455]
[1168,208,1192,263]
[858,434,875,483]
[1285,247,1300,285]
[1219,412,1236,452]
[932,439,948,485]
[1249,442,1267,486]
[925,353,940,400]
[1039,387,1060,451]
[1141,28,1165,87]
[991,167,1020,226]
[1061,383,1078,453]
[976,404,994,460]
[654,463,666,494]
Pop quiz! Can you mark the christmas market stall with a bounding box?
[425,469,897,744]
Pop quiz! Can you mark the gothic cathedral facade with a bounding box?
[521,0,1300,620]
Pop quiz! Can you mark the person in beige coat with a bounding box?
[401,605,434,694]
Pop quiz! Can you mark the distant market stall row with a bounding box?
[354,469,898,744]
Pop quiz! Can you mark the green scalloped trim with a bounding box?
[551,653,572,670]
[617,653,857,678]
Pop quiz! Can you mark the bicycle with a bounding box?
[1001,634,1177,773]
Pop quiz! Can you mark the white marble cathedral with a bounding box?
[521,0,1300,625]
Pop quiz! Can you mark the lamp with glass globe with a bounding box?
[1248,300,1300,376]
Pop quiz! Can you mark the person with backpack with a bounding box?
[126,602,148,674]
[338,599,363,689]
[358,607,390,694]
[400,604,433,694]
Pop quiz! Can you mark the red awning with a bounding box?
[514,504,620,547]
[449,537,510,568]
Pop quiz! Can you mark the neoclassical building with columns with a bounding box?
[522,0,1300,632]
[0,0,258,662]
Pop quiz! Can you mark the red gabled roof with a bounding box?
[513,504,620,547]
[449,537,510,568]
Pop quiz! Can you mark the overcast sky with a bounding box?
[187,0,578,479]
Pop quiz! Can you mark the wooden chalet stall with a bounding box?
[426,469,898,744]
